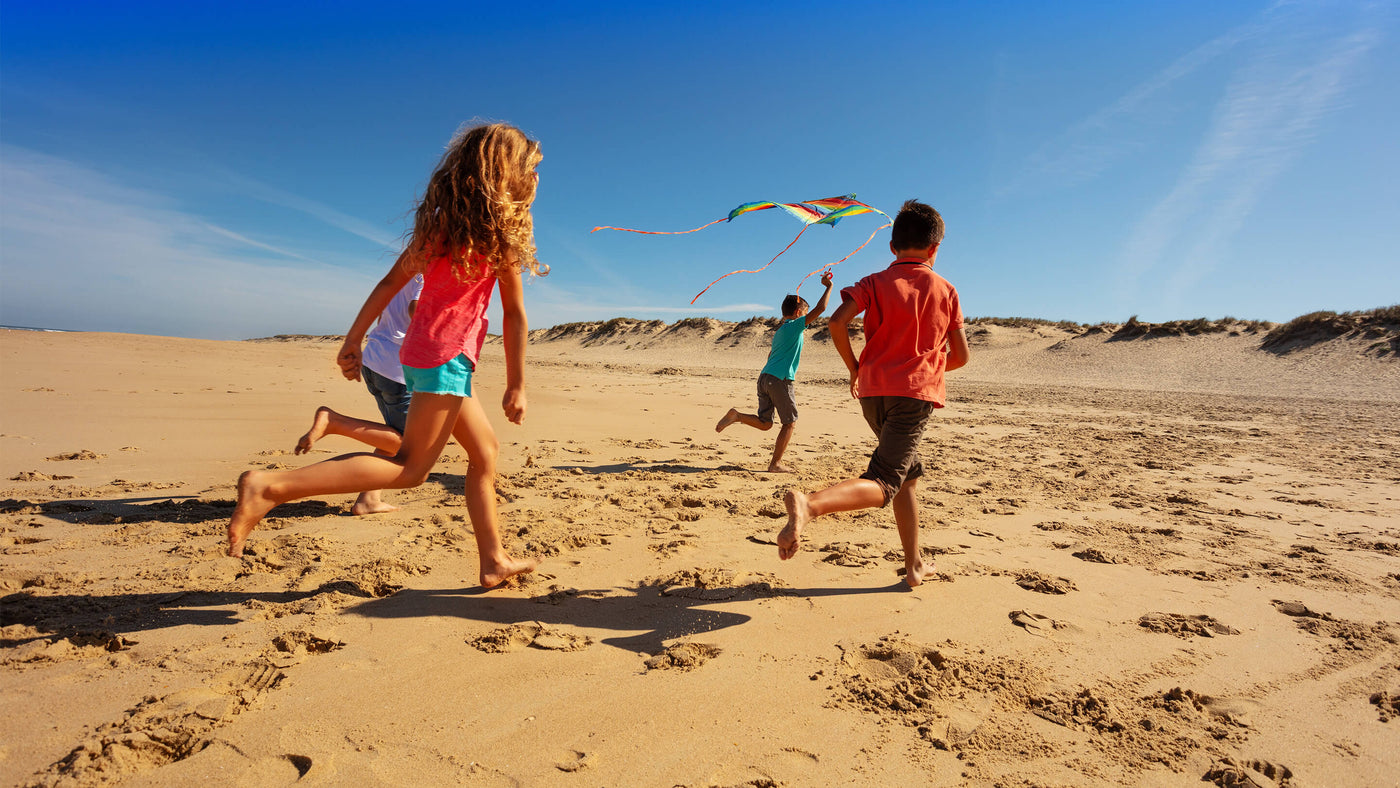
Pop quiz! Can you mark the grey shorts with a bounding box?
[859,396,936,506]
[756,372,798,425]
[362,365,411,434]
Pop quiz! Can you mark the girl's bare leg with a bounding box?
[228,394,463,556]
[451,396,536,588]
[777,478,885,560]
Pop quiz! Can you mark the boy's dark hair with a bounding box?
[890,199,944,251]
[781,294,808,317]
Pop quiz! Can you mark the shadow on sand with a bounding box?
[346,580,909,654]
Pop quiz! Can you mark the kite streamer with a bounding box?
[592,194,891,303]
[794,220,892,295]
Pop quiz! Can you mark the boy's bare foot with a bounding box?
[904,556,933,588]
[767,462,794,473]
[295,406,333,455]
[480,554,537,589]
[351,492,398,515]
[715,408,740,433]
[777,489,810,560]
[227,470,278,557]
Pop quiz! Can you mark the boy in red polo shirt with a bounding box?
[776,200,970,588]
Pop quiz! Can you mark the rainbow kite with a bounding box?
[592,194,892,303]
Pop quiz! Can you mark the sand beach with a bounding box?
[1,313,1397,786]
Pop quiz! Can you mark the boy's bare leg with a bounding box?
[296,406,403,456]
[777,478,884,560]
[228,395,462,557]
[352,488,398,515]
[768,422,796,473]
[350,449,400,515]
[452,395,536,588]
[716,408,773,433]
[892,477,929,587]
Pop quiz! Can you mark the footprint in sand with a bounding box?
[1138,612,1240,638]
[1015,571,1076,594]
[644,642,721,671]
[1008,610,1078,638]
[468,622,592,653]
[1202,757,1295,787]
[44,450,105,461]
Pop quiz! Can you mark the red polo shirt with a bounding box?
[842,258,963,406]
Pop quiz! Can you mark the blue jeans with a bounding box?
[362,365,411,434]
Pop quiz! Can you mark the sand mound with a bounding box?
[1260,305,1400,356]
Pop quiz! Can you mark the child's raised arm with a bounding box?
[497,265,528,424]
[337,250,415,381]
[805,270,836,326]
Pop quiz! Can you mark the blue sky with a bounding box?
[2,0,1395,339]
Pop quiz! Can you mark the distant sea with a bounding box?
[0,325,75,333]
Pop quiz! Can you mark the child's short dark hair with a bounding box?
[890,200,945,251]
[781,294,808,317]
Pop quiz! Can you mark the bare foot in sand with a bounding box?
[716,408,740,433]
[227,470,278,557]
[904,556,933,588]
[295,406,332,455]
[777,489,810,560]
[481,554,537,589]
[351,492,398,515]
[767,462,795,473]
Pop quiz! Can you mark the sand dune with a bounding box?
[1,317,1397,786]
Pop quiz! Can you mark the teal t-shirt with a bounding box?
[761,316,807,381]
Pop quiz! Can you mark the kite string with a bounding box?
[689,224,811,304]
[590,217,728,235]
[793,221,892,294]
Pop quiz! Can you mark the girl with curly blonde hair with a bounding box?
[227,122,542,589]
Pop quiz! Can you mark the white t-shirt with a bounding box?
[360,275,425,384]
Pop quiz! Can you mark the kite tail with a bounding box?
[590,217,728,235]
[689,225,810,304]
[794,221,892,294]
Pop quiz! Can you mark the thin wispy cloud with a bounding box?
[0,145,365,338]
[217,169,403,251]
[1117,2,1384,307]
[1008,4,1282,195]
[200,222,329,265]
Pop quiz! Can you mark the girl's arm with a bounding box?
[497,265,528,424]
[337,250,415,381]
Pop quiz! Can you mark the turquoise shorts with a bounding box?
[402,354,474,397]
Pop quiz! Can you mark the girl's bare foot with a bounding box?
[480,554,537,589]
[351,492,398,515]
[227,470,278,557]
[715,408,741,432]
[295,406,333,455]
[776,489,809,560]
[767,462,794,473]
[904,556,932,588]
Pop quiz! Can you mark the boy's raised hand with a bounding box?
[820,270,834,288]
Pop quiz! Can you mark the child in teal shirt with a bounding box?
[716,271,834,472]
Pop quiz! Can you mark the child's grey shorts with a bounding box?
[756,372,798,425]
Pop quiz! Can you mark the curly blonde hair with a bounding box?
[406,122,545,279]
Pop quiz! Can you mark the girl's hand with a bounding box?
[503,386,526,424]
[820,270,834,288]
[337,343,363,381]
